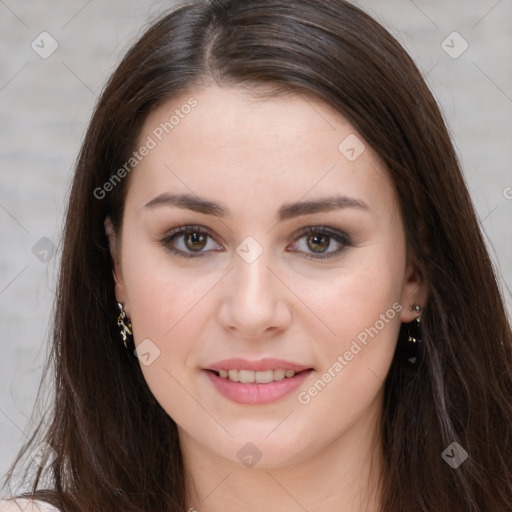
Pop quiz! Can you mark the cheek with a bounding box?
[122,255,203,422]
[296,238,405,343]
[294,239,405,417]
[121,232,207,339]
[295,238,405,375]
[119,236,217,416]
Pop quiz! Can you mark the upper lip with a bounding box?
[205,358,313,372]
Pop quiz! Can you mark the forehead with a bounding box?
[126,85,395,218]
[141,85,357,157]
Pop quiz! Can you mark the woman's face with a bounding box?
[106,85,425,468]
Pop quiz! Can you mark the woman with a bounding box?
[2,0,511,510]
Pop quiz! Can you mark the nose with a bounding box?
[217,247,292,340]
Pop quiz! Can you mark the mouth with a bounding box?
[202,367,315,404]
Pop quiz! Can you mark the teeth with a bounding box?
[273,369,285,381]
[216,368,298,383]
[239,369,255,383]
[228,369,239,382]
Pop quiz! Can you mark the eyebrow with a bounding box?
[144,193,369,221]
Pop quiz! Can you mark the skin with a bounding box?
[105,85,428,512]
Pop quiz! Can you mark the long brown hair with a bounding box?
[2,1,512,510]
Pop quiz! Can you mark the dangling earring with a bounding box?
[117,302,132,349]
[408,303,422,344]
[402,303,422,365]
[112,270,132,349]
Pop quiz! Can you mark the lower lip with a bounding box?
[203,369,314,404]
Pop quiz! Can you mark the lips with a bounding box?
[205,357,313,373]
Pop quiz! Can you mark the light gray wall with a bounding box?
[1,0,511,486]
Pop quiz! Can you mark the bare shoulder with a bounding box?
[0,499,60,512]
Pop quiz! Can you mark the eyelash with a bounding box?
[158,224,352,261]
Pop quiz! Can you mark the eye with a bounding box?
[159,225,222,259]
[288,226,351,260]
[159,224,351,260]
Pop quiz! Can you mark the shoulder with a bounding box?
[0,499,60,512]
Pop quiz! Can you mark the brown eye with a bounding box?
[306,233,331,253]
[184,231,208,251]
[160,225,222,259]
[288,226,352,260]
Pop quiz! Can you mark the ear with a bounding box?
[104,216,130,313]
[400,253,428,323]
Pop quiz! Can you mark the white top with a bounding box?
[0,499,60,512]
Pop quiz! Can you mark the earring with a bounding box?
[407,304,422,345]
[400,303,422,365]
[117,302,132,349]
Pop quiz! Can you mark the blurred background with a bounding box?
[1,0,511,484]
